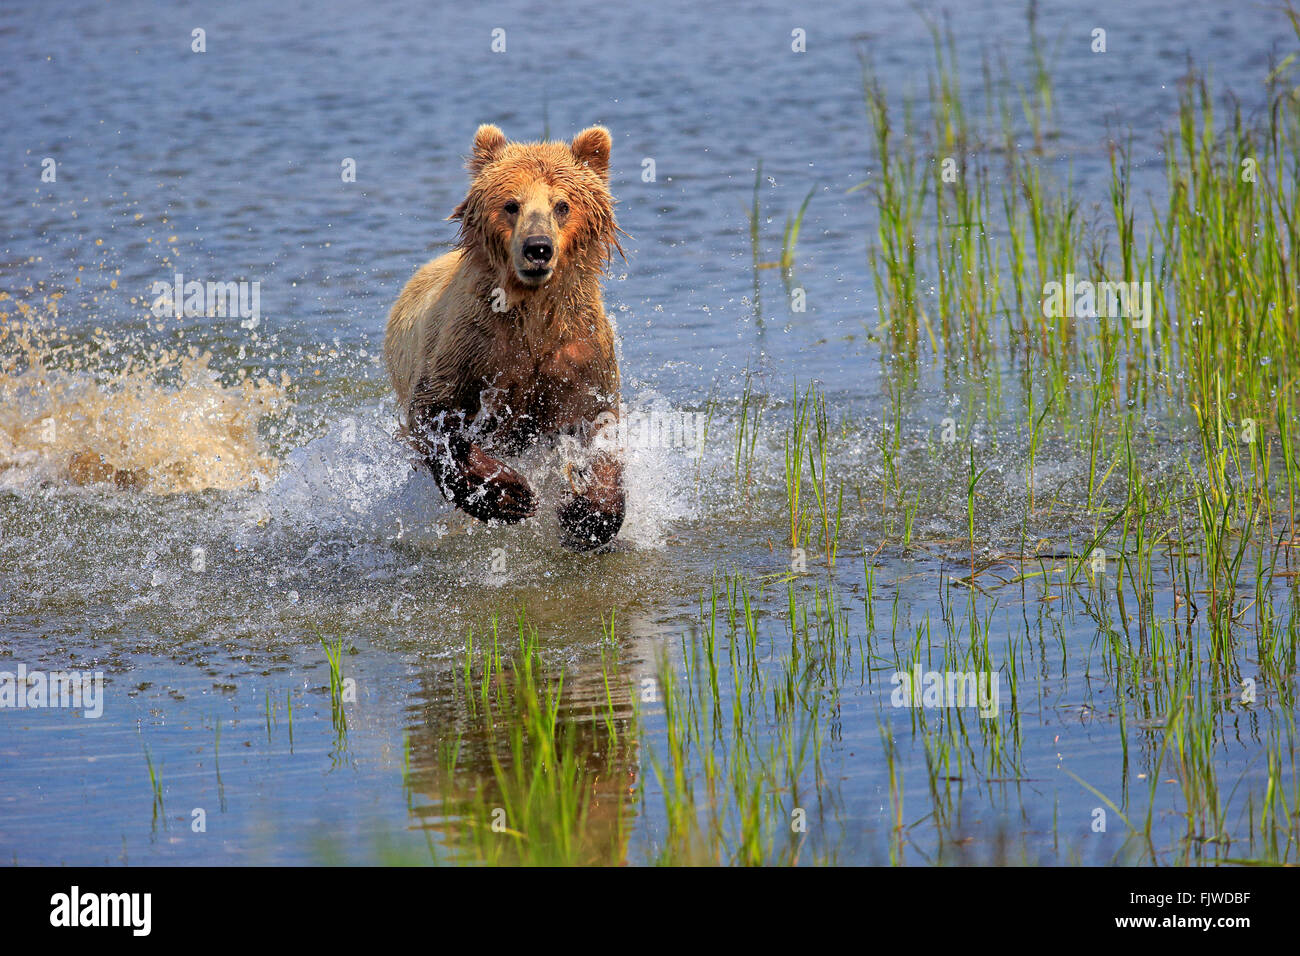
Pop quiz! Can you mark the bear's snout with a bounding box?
[514,226,556,284]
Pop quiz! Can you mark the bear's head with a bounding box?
[450,125,622,292]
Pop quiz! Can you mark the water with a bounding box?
[1,0,1296,865]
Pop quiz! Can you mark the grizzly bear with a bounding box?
[384,125,626,551]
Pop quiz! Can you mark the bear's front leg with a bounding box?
[557,451,625,552]
[409,405,537,524]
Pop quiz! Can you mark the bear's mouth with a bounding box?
[515,265,554,284]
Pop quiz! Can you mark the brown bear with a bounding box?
[384,124,626,551]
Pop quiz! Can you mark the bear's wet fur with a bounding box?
[384,125,626,551]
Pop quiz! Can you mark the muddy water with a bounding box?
[1,0,1295,864]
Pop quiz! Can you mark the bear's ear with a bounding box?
[467,124,507,176]
[571,126,611,180]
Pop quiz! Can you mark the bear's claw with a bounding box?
[557,491,625,552]
[433,440,537,523]
[461,476,536,523]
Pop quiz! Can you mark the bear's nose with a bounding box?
[521,236,553,265]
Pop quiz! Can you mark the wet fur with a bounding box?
[384,125,626,550]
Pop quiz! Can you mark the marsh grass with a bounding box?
[747,164,765,323]
[318,629,348,737]
[411,612,635,865]
[641,574,834,864]
[698,4,1300,865]
[143,742,164,828]
[760,184,817,295]
[734,367,764,501]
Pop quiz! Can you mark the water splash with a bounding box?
[0,300,283,494]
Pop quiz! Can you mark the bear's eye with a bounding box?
[554,200,570,217]
[503,200,520,215]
